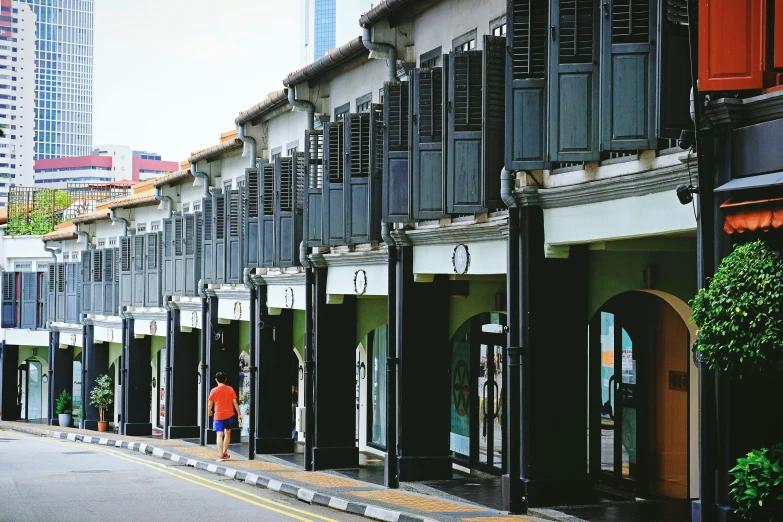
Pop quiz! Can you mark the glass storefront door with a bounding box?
[478,335,504,473]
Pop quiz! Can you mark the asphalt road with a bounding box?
[0,429,366,522]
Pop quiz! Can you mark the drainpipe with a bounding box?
[237,124,257,171]
[501,167,524,514]
[191,162,210,199]
[299,241,314,471]
[362,26,398,82]
[162,296,172,440]
[288,87,315,131]
[243,268,257,461]
[154,188,173,219]
[381,222,398,488]
[110,210,129,237]
[198,280,208,446]
[76,231,91,250]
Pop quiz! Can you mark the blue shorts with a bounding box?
[213,415,237,432]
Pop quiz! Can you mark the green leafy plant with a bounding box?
[73,407,82,419]
[731,444,783,521]
[89,374,114,422]
[55,390,72,415]
[6,189,73,236]
[690,240,783,378]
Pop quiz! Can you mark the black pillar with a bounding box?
[50,334,74,427]
[123,319,152,436]
[205,298,240,444]
[0,342,18,420]
[168,310,200,439]
[312,267,359,470]
[396,246,452,481]
[83,326,108,430]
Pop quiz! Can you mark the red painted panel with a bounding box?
[699,0,765,91]
[776,0,783,69]
[34,155,114,171]
[132,157,179,182]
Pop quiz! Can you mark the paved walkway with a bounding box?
[0,422,558,522]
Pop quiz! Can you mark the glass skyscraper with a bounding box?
[313,0,335,60]
[20,0,93,160]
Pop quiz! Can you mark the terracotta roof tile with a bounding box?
[105,191,159,210]
[153,169,194,188]
[236,89,290,125]
[43,224,77,242]
[72,209,111,225]
[284,36,367,87]
[188,138,243,164]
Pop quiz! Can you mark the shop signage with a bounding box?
[452,244,470,275]
[669,371,688,392]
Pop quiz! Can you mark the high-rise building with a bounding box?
[0,1,36,206]
[300,0,375,65]
[20,0,94,160]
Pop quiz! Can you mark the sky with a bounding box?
[93,0,302,163]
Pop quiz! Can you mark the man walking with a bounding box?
[207,372,242,461]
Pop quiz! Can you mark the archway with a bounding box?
[589,290,695,499]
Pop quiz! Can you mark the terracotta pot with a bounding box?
[97,421,108,433]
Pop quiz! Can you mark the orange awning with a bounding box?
[721,197,783,234]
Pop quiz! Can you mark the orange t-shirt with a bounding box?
[208,385,237,420]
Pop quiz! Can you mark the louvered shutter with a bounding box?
[75,262,83,321]
[47,264,56,323]
[56,263,65,322]
[245,167,260,268]
[275,157,297,266]
[303,130,324,247]
[260,163,275,267]
[549,0,600,161]
[601,0,657,151]
[482,35,506,210]
[412,64,446,219]
[368,104,384,241]
[113,247,120,314]
[173,215,185,295]
[63,262,77,323]
[657,1,693,139]
[92,250,104,313]
[184,213,200,296]
[344,112,373,244]
[119,236,133,307]
[201,196,214,284]
[132,233,145,307]
[507,0,549,170]
[162,218,174,296]
[102,249,115,315]
[20,272,36,328]
[226,189,242,284]
[39,268,47,327]
[322,121,346,246]
[1,271,15,327]
[382,81,410,222]
[81,250,92,313]
[145,233,162,307]
[213,192,226,284]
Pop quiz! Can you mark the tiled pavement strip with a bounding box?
[0,422,581,522]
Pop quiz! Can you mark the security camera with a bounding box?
[676,184,698,205]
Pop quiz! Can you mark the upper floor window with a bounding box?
[490,14,507,38]
[420,46,442,68]
[193,202,201,212]
[14,261,31,270]
[150,222,160,232]
[136,223,147,233]
[356,93,372,113]
[334,102,350,122]
[182,203,190,214]
[271,146,282,163]
[287,140,299,157]
[453,29,477,52]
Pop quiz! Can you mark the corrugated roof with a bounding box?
[43,224,77,243]
[72,209,111,225]
[236,89,290,125]
[153,169,194,188]
[284,36,367,87]
[188,138,243,164]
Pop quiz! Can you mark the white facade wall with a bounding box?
[214,153,249,190]
[312,58,388,118]
[92,144,133,180]
[265,109,308,158]
[0,230,52,272]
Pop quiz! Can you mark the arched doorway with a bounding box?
[449,312,506,474]
[589,291,693,499]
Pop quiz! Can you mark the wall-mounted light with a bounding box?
[675,184,698,205]
[298,366,303,381]
[359,362,366,380]
[42,374,48,384]
[151,377,157,389]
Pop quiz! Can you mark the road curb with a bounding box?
[5,425,440,522]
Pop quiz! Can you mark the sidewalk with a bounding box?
[0,421,570,522]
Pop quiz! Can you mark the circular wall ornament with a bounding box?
[452,244,470,275]
[191,311,199,329]
[233,302,242,320]
[150,320,157,336]
[284,287,295,309]
[354,269,368,295]
[70,333,77,346]
[107,329,114,343]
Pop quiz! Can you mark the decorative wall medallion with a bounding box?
[354,269,367,295]
[191,311,199,328]
[70,333,77,346]
[150,320,157,336]
[107,329,114,343]
[284,287,295,309]
[234,301,242,320]
[452,244,470,275]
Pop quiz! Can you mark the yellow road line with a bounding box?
[6,430,336,522]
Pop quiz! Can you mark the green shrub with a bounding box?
[690,240,783,378]
[55,390,72,415]
[731,444,783,521]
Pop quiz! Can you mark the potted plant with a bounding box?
[730,444,783,521]
[55,390,72,428]
[89,374,113,432]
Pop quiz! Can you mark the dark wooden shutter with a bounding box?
[92,250,104,314]
[145,233,162,307]
[102,249,115,315]
[184,213,199,296]
[601,0,657,151]
[214,192,226,284]
[132,234,145,307]
[226,189,242,284]
[508,0,549,170]
[20,272,36,328]
[304,130,324,247]
[81,250,92,313]
[245,167,260,268]
[47,264,56,323]
[383,81,410,222]
[162,218,174,296]
[368,104,383,241]
[64,263,78,323]
[38,269,47,327]
[412,64,446,219]
[657,2,692,139]
[56,263,65,322]
[483,35,506,210]
[322,121,346,246]
[260,163,275,267]
[201,197,214,284]
[549,0,600,161]
[120,236,132,307]
[345,112,373,244]
[275,157,298,267]
[173,215,185,295]
[113,247,120,313]
[1,271,15,327]
[189,212,203,296]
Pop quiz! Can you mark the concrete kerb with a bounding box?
[3,424,439,522]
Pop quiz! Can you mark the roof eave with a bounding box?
[283,36,367,87]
